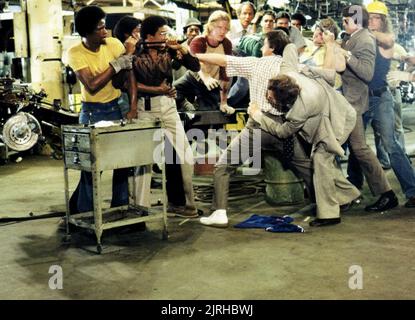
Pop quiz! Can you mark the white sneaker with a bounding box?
[200,210,228,228]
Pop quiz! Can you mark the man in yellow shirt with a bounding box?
[66,6,137,214]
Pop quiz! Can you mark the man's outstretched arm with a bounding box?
[195,53,228,67]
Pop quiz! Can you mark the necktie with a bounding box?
[281,114,294,163]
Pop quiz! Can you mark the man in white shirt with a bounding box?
[228,1,256,49]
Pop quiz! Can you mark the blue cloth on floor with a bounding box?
[234,214,304,233]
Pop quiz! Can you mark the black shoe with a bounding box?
[365,192,398,212]
[309,218,341,227]
[404,196,415,208]
[340,196,363,213]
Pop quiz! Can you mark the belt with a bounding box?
[140,95,165,111]
[369,86,388,97]
[141,94,164,99]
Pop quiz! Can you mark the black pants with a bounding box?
[165,139,186,206]
[173,71,220,111]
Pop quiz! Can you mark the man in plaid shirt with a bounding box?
[196,30,314,228]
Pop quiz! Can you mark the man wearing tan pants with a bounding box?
[197,34,361,227]
[129,16,200,218]
[132,96,196,214]
[250,72,361,227]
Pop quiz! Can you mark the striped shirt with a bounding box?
[226,55,283,115]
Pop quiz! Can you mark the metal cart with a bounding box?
[61,119,167,253]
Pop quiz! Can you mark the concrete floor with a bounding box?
[1,111,415,299]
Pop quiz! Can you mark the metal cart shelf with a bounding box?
[62,120,167,253]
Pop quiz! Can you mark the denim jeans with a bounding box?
[117,92,130,118]
[227,77,249,107]
[375,88,407,167]
[349,89,415,198]
[71,98,129,213]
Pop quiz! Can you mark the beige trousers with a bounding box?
[313,145,361,219]
[129,96,196,209]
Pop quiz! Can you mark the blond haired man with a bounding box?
[174,10,234,114]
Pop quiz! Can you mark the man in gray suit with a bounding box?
[248,71,361,227]
[196,39,361,228]
[338,5,398,211]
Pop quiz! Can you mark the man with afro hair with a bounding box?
[66,6,137,216]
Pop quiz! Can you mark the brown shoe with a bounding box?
[167,205,199,218]
[405,196,415,208]
[175,209,199,218]
[167,204,185,215]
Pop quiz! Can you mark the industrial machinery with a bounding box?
[0,78,42,154]
[0,77,78,162]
